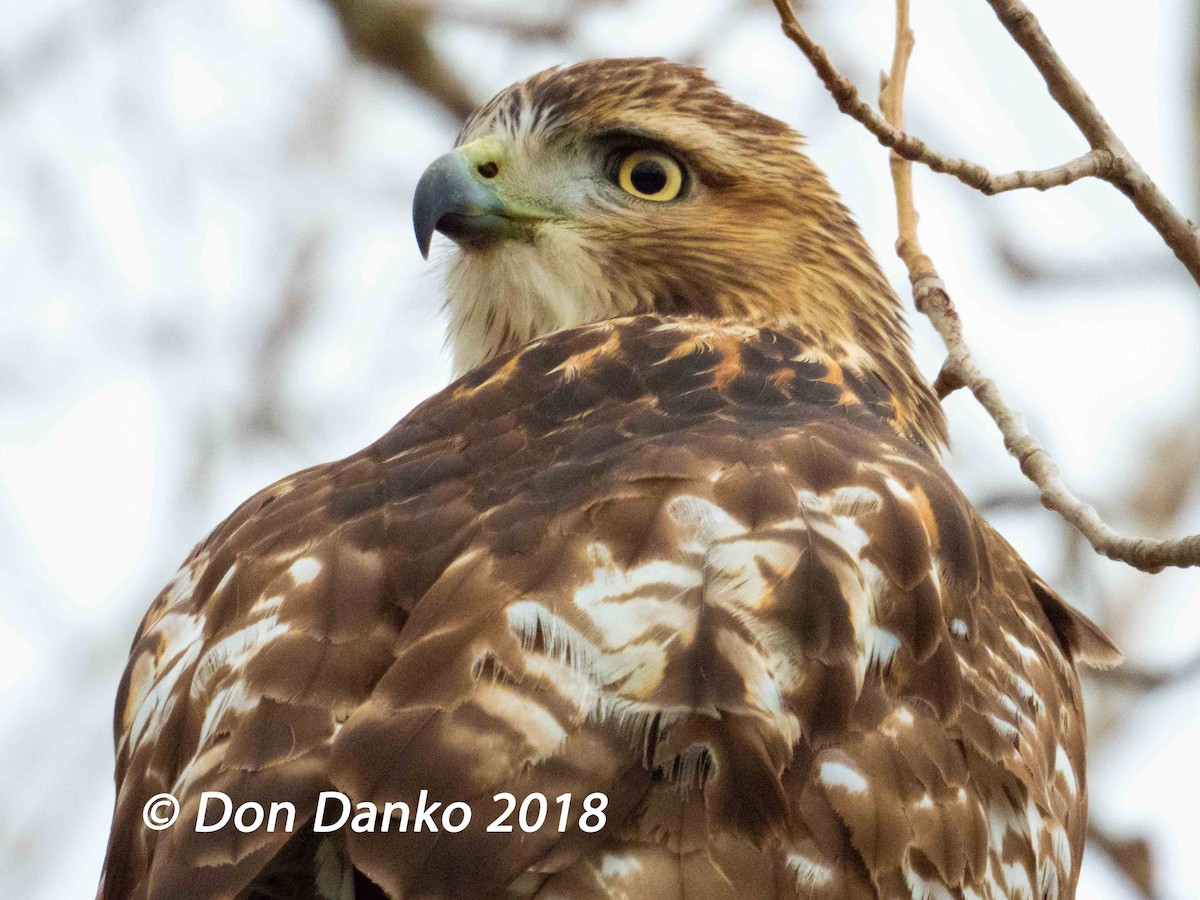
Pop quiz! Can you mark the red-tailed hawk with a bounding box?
[99,58,1121,899]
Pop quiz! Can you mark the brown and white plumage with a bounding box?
[99,58,1120,899]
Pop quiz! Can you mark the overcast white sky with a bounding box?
[1,0,1198,896]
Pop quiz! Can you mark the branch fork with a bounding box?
[773,0,1200,573]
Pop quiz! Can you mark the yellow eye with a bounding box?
[616,150,684,202]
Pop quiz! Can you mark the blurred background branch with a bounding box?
[325,0,478,119]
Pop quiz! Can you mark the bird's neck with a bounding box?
[443,235,642,376]
[442,243,947,452]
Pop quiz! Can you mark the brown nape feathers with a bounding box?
[99,58,1120,900]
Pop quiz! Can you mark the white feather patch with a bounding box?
[819,760,868,793]
[786,853,833,888]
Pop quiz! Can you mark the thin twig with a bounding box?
[983,0,1200,288]
[769,0,1114,196]
[921,271,1200,572]
[771,0,1200,289]
[773,0,1200,572]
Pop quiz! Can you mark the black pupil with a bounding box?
[630,159,669,195]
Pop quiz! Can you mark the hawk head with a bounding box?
[414,57,945,447]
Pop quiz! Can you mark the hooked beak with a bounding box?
[412,150,510,259]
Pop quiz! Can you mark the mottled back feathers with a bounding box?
[101,316,1114,899]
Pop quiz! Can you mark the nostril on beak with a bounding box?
[476,161,499,179]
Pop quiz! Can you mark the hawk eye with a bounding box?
[615,150,684,202]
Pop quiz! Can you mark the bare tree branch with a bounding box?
[770,0,1200,288]
[983,0,1200,288]
[769,0,1115,195]
[924,277,1200,572]
[772,0,1200,572]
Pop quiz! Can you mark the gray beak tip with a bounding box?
[413,164,449,261]
[413,150,506,261]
